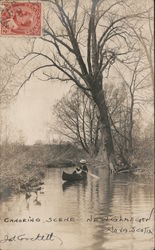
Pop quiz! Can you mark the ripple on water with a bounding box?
[0,168,154,250]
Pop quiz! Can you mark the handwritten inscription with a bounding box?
[0,208,154,238]
[104,226,153,234]
[0,232,63,245]
[86,208,154,223]
[2,208,154,224]
[3,217,75,223]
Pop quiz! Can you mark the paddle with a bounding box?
[83,170,100,179]
[88,172,100,179]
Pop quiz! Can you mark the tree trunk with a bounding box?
[92,88,117,173]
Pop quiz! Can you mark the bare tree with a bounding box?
[14,0,151,172]
[112,53,152,159]
[52,88,100,157]
[53,83,130,160]
[0,57,14,144]
[127,7,154,88]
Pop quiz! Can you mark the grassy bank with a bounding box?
[0,146,45,199]
[0,143,86,198]
[0,141,153,199]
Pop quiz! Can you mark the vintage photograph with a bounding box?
[0,0,154,249]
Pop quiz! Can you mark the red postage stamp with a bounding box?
[1,2,41,36]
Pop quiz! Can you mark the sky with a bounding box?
[0,35,71,145]
[5,79,71,144]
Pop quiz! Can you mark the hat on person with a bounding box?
[80,159,86,164]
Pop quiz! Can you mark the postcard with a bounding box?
[0,1,154,250]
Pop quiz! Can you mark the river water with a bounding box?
[0,167,154,250]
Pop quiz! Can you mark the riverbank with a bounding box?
[0,143,86,198]
[0,142,153,199]
[0,155,45,199]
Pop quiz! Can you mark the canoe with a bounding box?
[62,171,87,182]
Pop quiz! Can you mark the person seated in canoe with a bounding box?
[73,166,83,175]
[76,167,83,174]
[73,159,88,175]
[79,159,88,173]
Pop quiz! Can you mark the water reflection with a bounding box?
[0,167,154,250]
[62,179,88,192]
[33,195,42,206]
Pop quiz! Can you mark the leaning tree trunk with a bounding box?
[92,88,117,173]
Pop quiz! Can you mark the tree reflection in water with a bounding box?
[0,167,154,250]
